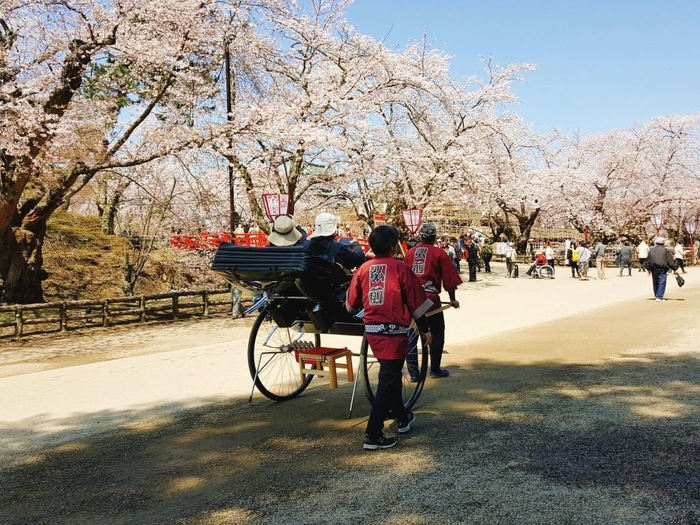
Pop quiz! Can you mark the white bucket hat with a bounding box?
[268,216,303,246]
[308,212,339,238]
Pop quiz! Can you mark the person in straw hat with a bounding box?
[268,215,305,247]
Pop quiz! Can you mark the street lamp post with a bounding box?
[685,220,697,265]
[580,211,593,244]
[224,39,236,233]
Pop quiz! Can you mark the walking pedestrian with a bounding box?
[544,241,555,275]
[577,242,592,280]
[618,240,633,276]
[567,241,580,278]
[404,222,462,379]
[346,225,433,450]
[644,237,679,301]
[637,239,649,272]
[505,242,517,277]
[465,237,479,282]
[481,241,493,273]
[592,239,607,279]
[674,240,688,274]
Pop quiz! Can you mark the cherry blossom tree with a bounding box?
[219,0,393,230]
[0,0,230,303]
[548,114,700,243]
[355,50,536,228]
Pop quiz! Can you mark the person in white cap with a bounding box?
[307,212,365,271]
[268,215,305,246]
[301,212,365,330]
[643,236,679,301]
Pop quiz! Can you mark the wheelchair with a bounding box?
[526,261,555,279]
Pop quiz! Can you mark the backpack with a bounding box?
[512,263,519,278]
[572,250,579,262]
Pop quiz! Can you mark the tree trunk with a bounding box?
[0,223,47,304]
[96,174,131,235]
[231,156,271,233]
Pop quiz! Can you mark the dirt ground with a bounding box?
[1,264,699,525]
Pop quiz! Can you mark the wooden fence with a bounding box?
[0,288,234,340]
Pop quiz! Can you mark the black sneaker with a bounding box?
[429,368,450,378]
[363,434,398,450]
[398,412,415,434]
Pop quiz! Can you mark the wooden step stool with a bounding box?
[298,347,354,388]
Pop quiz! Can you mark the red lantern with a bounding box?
[262,193,289,220]
[402,209,423,235]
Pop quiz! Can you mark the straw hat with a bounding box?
[268,216,303,246]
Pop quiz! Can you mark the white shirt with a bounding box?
[545,246,554,260]
[637,242,649,258]
[576,246,591,263]
[674,243,685,259]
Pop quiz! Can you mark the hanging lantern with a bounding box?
[261,193,289,220]
[685,220,697,236]
[402,209,423,235]
[650,213,664,234]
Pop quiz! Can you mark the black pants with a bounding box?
[483,254,492,272]
[407,311,446,375]
[365,358,407,440]
[569,261,579,277]
[676,258,685,272]
[468,260,478,281]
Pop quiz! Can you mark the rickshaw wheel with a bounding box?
[248,309,320,401]
[359,326,428,410]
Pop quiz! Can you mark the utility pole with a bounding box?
[224,39,236,233]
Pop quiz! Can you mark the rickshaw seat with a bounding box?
[211,244,348,299]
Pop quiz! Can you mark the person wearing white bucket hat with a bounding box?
[300,212,366,331]
[308,212,340,239]
[307,212,365,271]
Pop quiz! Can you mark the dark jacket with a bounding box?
[307,236,366,271]
[465,241,479,262]
[644,245,678,272]
[618,245,633,263]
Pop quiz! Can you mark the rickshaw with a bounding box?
[211,244,430,415]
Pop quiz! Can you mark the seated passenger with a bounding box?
[306,212,366,271]
[301,213,366,330]
[526,250,547,276]
[268,215,307,247]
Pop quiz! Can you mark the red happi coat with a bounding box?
[347,255,433,359]
[404,242,463,311]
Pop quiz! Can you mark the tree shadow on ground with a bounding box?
[1,351,700,525]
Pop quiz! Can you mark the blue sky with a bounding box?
[343,0,700,135]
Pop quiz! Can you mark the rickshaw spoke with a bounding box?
[248,310,319,401]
